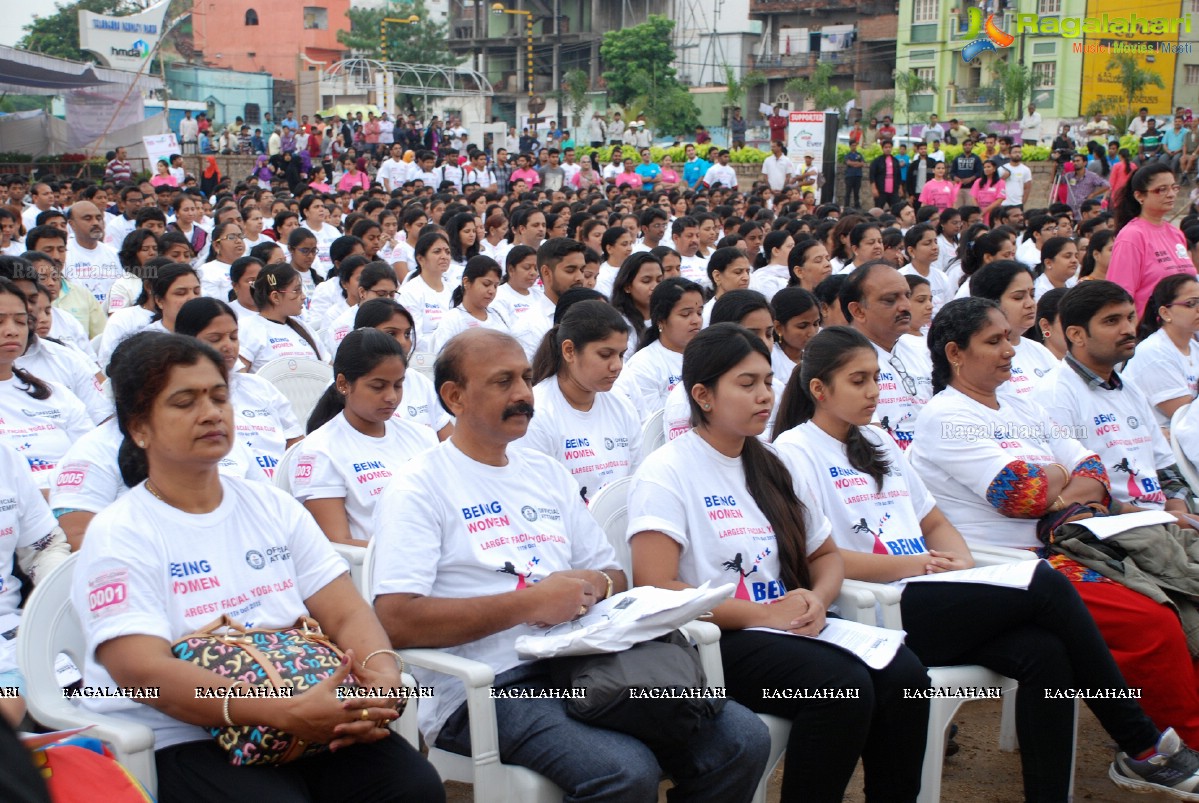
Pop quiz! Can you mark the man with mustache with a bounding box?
[62,200,122,315]
[1034,281,1195,524]
[842,261,934,451]
[371,328,769,801]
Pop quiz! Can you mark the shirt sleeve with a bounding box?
[50,450,123,515]
[371,466,445,599]
[626,461,689,547]
[290,438,347,503]
[4,449,56,549]
[1126,348,1192,407]
[272,487,348,600]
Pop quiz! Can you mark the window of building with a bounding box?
[1032,42,1056,56]
[910,50,935,61]
[1038,0,1060,13]
[303,7,328,30]
[1187,64,1199,85]
[913,0,938,24]
[1032,61,1056,86]
[1192,0,1199,13]
[244,104,261,125]
[915,67,936,91]
[245,9,258,25]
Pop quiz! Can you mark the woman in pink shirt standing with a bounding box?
[917,160,958,212]
[336,157,371,192]
[970,159,1007,225]
[1109,147,1137,207]
[1109,161,1195,318]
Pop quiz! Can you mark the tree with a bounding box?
[989,58,1041,122]
[561,69,591,130]
[600,16,678,108]
[600,16,700,137]
[338,1,459,67]
[1107,52,1165,127]
[893,69,936,135]
[18,0,136,62]
[721,64,765,146]
[785,63,854,115]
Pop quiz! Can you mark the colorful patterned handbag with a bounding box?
[171,615,349,766]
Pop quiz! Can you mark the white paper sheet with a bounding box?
[759,102,775,117]
[902,559,1040,590]
[1072,510,1176,540]
[747,618,906,670]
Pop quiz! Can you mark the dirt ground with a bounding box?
[442,697,1176,801]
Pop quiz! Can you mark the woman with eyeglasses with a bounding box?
[354,298,453,441]
[1124,274,1199,428]
[1109,162,1196,319]
[238,264,327,372]
[198,221,246,301]
[323,262,400,356]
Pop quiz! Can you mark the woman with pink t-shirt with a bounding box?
[917,160,958,212]
[970,160,1006,225]
[1109,161,1195,318]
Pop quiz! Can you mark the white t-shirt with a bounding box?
[322,303,359,357]
[1124,329,1199,427]
[999,162,1033,206]
[748,265,789,302]
[772,343,797,390]
[1173,396,1199,460]
[64,241,122,311]
[72,478,347,749]
[909,386,1094,548]
[391,369,452,434]
[293,413,437,542]
[934,236,959,276]
[1033,272,1075,300]
[1016,238,1041,271]
[510,293,556,362]
[397,276,454,339]
[377,158,408,191]
[0,445,58,672]
[310,221,341,275]
[595,264,620,299]
[679,255,711,289]
[627,429,829,600]
[612,339,683,422]
[431,305,511,355]
[17,337,110,424]
[96,306,155,373]
[775,423,934,565]
[370,440,620,743]
[1035,362,1173,509]
[495,283,537,324]
[238,314,325,372]
[50,418,259,515]
[50,307,93,357]
[105,273,144,315]
[899,264,955,316]
[518,379,643,502]
[230,372,303,480]
[1001,337,1060,399]
[307,278,346,333]
[0,376,94,489]
[198,259,233,301]
[871,335,934,451]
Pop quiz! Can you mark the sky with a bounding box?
[2,0,58,49]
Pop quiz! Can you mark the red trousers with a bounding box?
[1075,580,1199,744]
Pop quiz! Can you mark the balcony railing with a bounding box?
[953,86,1001,107]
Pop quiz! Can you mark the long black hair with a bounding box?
[1079,229,1115,280]
[0,276,49,400]
[174,297,237,337]
[640,276,703,351]
[773,326,891,488]
[684,323,811,592]
[446,212,480,264]
[928,297,1002,393]
[111,332,228,486]
[709,289,771,326]
[1029,287,1068,346]
[117,228,160,272]
[531,299,628,385]
[148,263,200,323]
[451,255,502,308]
[969,259,1033,303]
[307,328,408,432]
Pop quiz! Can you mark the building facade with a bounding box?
[189,0,350,81]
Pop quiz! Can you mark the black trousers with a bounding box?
[154,733,445,803]
[720,627,930,803]
[844,176,862,208]
[900,562,1160,803]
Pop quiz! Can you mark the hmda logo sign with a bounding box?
[110,39,150,59]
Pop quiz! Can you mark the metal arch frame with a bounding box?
[321,57,493,99]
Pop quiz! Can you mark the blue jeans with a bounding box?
[437,661,771,803]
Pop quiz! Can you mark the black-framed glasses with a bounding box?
[294,247,318,256]
[889,354,918,397]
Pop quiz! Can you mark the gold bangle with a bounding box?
[1050,463,1071,485]
[362,649,404,676]
[1050,495,1067,512]
[598,570,615,601]
[223,681,243,727]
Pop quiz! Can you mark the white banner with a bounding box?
[143,133,179,168]
[787,110,827,172]
[66,89,144,150]
[78,1,170,71]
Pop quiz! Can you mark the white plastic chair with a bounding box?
[362,539,565,803]
[256,357,333,426]
[1171,403,1199,494]
[275,442,367,589]
[408,351,437,382]
[18,555,158,795]
[641,408,666,454]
